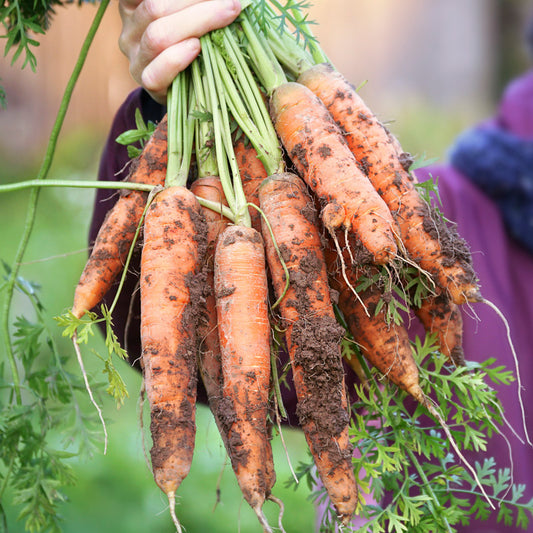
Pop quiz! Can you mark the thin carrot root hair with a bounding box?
[138,379,152,472]
[422,397,495,510]
[72,332,108,454]
[167,491,183,533]
[479,297,532,446]
[267,494,286,533]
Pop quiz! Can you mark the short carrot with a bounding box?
[270,81,398,266]
[72,114,168,319]
[414,291,465,367]
[140,185,207,515]
[327,247,425,403]
[259,173,358,524]
[298,63,480,304]
[214,224,273,529]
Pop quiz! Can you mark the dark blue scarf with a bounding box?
[449,127,533,254]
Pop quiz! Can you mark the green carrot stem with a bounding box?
[166,75,180,182]
[269,0,330,66]
[211,32,280,176]
[202,35,251,227]
[1,0,110,404]
[0,179,154,193]
[239,10,287,94]
[264,21,313,78]
[166,69,194,187]
[406,447,453,532]
[191,60,218,178]
[200,36,236,214]
[196,197,235,222]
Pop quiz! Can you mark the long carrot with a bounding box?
[269,81,398,266]
[72,114,168,319]
[140,184,207,523]
[259,173,358,524]
[298,63,480,304]
[214,224,273,530]
[190,176,230,443]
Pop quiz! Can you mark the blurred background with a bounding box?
[1,0,532,532]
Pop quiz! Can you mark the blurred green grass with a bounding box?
[0,100,482,532]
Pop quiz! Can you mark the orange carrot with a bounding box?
[269,81,398,266]
[259,173,358,524]
[298,63,480,304]
[234,138,269,233]
[327,242,425,403]
[140,185,207,513]
[414,291,465,366]
[190,177,229,440]
[72,114,168,319]
[214,224,273,528]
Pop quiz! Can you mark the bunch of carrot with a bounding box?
[69,1,487,531]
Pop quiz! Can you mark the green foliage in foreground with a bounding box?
[290,334,533,532]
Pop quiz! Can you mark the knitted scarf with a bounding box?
[449,126,533,254]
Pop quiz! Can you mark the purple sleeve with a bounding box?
[415,163,533,532]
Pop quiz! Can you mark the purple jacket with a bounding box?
[411,70,533,532]
[91,71,533,532]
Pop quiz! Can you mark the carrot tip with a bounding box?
[166,491,183,533]
[253,505,273,533]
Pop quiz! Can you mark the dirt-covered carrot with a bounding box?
[269,81,398,265]
[327,246,425,404]
[214,224,273,529]
[71,114,168,319]
[298,63,480,304]
[190,176,230,444]
[414,291,465,366]
[140,184,207,522]
[259,173,358,524]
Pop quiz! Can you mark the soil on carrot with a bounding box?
[281,248,350,456]
[421,201,477,286]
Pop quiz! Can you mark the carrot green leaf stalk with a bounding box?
[1,0,110,404]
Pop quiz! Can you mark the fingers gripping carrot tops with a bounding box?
[140,185,207,504]
[214,225,273,528]
[259,173,358,524]
[270,82,398,266]
[298,64,480,304]
[72,114,168,319]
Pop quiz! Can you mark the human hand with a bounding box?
[119,0,242,104]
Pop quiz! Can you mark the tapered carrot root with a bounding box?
[259,173,358,524]
[214,225,273,530]
[327,247,424,403]
[270,82,398,266]
[414,291,465,366]
[234,138,269,233]
[190,177,230,445]
[298,63,480,304]
[72,115,168,318]
[140,185,207,501]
